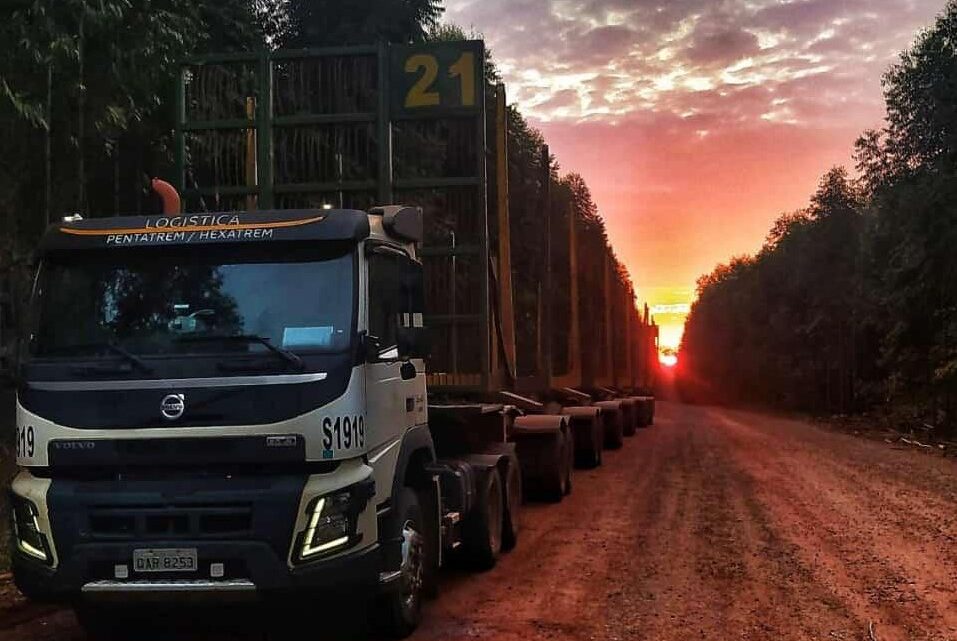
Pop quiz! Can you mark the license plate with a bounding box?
[132,548,197,573]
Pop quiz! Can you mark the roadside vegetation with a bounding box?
[681,2,957,435]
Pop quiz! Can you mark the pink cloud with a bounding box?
[444,0,947,298]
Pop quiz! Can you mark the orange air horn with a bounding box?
[151,178,182,215]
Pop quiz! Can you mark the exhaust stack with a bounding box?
[151,178,182,215]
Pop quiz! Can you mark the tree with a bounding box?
[280,0,443,47]
[0,1,263,234]
[680,169,864,412]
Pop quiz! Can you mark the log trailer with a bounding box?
[8,41,656,638]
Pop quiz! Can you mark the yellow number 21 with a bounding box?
[404,51,477,109]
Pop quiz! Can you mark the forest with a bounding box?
[680,2,957,432]
[0,0,628,374]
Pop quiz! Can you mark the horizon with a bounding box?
[447,0,948,351]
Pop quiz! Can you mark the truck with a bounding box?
[8,41,656,638]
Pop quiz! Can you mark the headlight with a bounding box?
[296,480,374,562]
[10,495,52,564]
[301,492,353,558]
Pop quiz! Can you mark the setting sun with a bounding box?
[659,353,678,368]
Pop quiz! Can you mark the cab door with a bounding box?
[364,248,427,452]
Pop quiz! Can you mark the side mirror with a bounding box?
[360,333,383,363]
[397,325,430,360]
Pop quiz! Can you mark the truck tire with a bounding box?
[574,423,603,468]
[462,468,504,570]
[603,409,624,450]
[418,483,441,598]
[502,460,522,551]
[376,487,428,638]
[538,430,569,503]
[565,409,602,469]
[619,401,636,437]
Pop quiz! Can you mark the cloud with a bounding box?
[751,0,866,35]
[683,27,761,67]
[444,0,946,290]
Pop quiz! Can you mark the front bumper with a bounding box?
[10,464,383,604]
[13,540,382,603]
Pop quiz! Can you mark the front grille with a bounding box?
[86,505,253,541]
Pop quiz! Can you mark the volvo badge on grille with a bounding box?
[161,394,186,421]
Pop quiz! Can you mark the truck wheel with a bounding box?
[604,410,624,450]
[538,430,568,503]
[575,413,603,469]
[418,483,441,599]
[377,487,428,638]
[462,468,504,570]
[502,461,522,551]
[622,402,638,437]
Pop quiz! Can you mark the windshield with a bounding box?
[31,243,355,360]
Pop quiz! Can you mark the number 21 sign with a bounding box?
[391,41,484,116]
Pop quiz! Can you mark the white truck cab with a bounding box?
[10,206,457,638]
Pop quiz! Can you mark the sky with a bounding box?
[444,0,948,350]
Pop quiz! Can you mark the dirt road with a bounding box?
[3,402,957,640]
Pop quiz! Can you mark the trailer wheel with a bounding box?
[536,430,569,503]
[604,409,624,450]
[376,487,427,638]
[575,413,603,469]
[462,468,504,570]
[622,402,638,437]
[502,460,522,551]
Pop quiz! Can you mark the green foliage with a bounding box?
[683,1,957,429]
[279,0,443,47]
[0,0,263,237]
[683,169,866,411]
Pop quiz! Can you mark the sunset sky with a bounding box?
[446,0,947,350]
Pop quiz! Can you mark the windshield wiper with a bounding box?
[177,335,305,371]
[54,341,154,374]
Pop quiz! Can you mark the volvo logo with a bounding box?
[161,394,186,421]
[52,441,96,450]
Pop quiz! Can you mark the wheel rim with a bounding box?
[400,519,425,612]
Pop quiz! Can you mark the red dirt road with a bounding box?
[3,402,957,640]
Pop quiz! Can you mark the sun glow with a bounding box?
[659,353,679,368]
